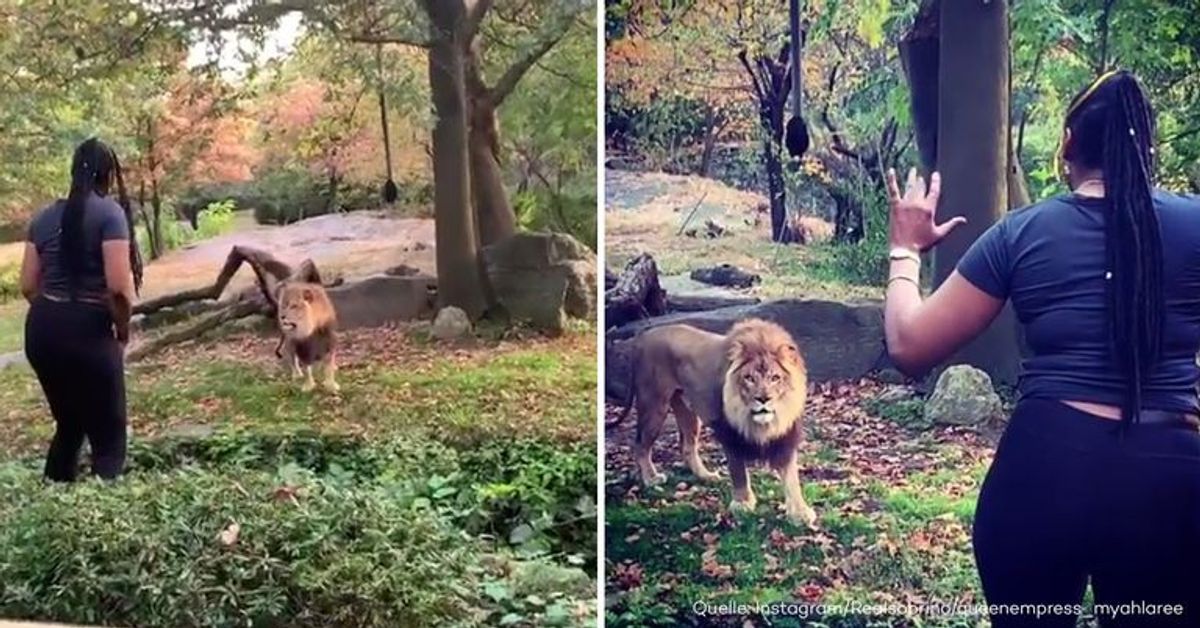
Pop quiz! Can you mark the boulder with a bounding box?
[605,298,886,400]
[0,351,26,370]
[326,274,436,329]
[923,365,1004,426]
[432,306,471,340]
[482,232,597,335]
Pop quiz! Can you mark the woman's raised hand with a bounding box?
[886,168,966,253]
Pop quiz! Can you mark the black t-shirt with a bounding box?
[957,189,1200,413]
[27,193,130,301]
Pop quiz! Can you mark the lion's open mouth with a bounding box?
[280,321,297,331]
[750,404,774,424]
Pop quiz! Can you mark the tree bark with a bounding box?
[738,47,791,242]
[899,1,940,172]
[421,0,488,319]
[465,40,518,247]
[934,0,1021,385]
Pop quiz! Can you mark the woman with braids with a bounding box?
[884,70,1200,626]
[18,138,142,482]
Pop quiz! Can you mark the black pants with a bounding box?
[974,398,1200,627]
[24,297,127,481]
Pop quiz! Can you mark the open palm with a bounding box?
[886,168,966,252]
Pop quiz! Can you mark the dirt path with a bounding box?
[140,211,435,300]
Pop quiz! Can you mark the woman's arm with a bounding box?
[19,243,40,303]
[102,240,135,343]
[883,169,1006,376]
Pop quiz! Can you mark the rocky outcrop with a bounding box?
[327,274,436,329]
[482,232,597,335]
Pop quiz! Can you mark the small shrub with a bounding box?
[252,168,331,225]
[863,396,930,430]
[459,440,598,567]
[195,200,236,239]
[0,264,20,303]
[0,465,481,627]
[135,201,239,257]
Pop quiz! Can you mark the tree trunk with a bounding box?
[422,0,488,319]
[934,0,1020,385]
[150,176,163,260]
[465,40,517,248]
[1007,146,1032,209]
[698,107,719,177]
[763,139,786,241]
[899,1,940,172]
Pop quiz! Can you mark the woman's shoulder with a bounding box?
[1000,193,1079,228]
[1153,188,1200,210]
[27,199,64,231]
[85,193,125,216]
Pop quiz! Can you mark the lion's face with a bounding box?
[277,284,320,340]
[732,355,795,425]
[722,320,808,442]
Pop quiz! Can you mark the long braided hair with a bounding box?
[61,138,144,294]
[1061,70,1161,427]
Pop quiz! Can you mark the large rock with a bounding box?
[923,365,1003,426]
[432,306,471,340]
[326,274,436,329]
[605,298,886,400]
[482,232,597,335]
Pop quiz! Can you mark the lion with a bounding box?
[616,318,815,527]
[274,280,339,393]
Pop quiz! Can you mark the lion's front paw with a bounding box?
[641,471,667,487]
[786,502,818,529]
[729,496,757,514]
[301,379,317,393]
[324,380,341,394]
[694,469,720,483]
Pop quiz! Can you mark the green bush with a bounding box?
[0,465,481,627]
[252,168,332,225]
[136,201,240,258]
[127,429,598,569]
[811,173,893,287]
[514,187,598,251]
[459,440,597,567]
[0,263,20,303]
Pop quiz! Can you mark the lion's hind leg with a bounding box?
[634,392,670,487]
[671,394,718,482]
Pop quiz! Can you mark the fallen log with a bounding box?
[133,246,295,316]
[604,253,667,329]
[127,299,268,362]
[127,246,325,361]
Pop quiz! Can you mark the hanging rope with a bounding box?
[376,43,398,204]
[784,0,810,159]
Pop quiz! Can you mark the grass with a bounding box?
[0,300,25,353]
[0,323,598,627]
[606,235,882,303]
[603,380,1039,628]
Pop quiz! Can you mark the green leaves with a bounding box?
[857,0,892,48]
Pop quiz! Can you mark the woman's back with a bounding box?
[28,192,129,301]
[959,190,1200,412]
